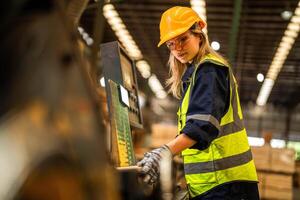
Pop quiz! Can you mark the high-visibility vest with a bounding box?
[177,53,258,198]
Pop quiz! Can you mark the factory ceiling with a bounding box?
[81,0,300,110]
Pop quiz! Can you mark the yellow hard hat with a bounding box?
[157,6,206,47]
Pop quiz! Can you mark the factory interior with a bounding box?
[1,0,300,199]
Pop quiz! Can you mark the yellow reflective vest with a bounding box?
[177,53,258,198]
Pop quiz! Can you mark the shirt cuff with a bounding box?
[181,120,219,150]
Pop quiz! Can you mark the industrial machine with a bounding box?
[100,41,176,200]
[101,41,143,168]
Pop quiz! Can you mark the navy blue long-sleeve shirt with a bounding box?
[180,62,230,150]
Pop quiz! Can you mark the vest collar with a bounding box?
[181,63,195,83]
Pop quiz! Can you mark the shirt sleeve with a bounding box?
[181,62,230,150]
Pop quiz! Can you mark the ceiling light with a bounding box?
[103,4,167,98]
[148,75,164,91]
[296,7,300,15]
[103,4,142,60]
[190,0,205,7]
[287,23,300,32]
[284,29,297,38]
[136,60,151,79]
[190,0,206,21]
[256,1,300,106]
[281,10,293,20]
[148,75,167,99]
[282,35,295,44]
[192,7,206,16]
[190,0,207,33]
[86,38,94,46]
[156,90,168,99]
[78,27,84,34]
[291,15,300,23]
[82,33,89,40]
[104,9,118,18]
[279,42,292,50]
[211,41,220,51]
[103,4,114,12]
[77,26,93,46]
[248,137,285,148]
[256,78,274,106]
[107,17,122,26]
[257,73,264,82]
[248,137,264,147]
[270,139,286,148]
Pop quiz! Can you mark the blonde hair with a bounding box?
[166,25,229,99]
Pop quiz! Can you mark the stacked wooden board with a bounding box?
[252,145,295,200]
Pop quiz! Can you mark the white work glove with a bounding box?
[137,145,172,185]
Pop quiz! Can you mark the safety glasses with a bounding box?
[166,32,192,50]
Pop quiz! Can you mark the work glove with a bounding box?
[137,145,172,185]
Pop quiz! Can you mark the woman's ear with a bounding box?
[196,21,201,28]
[195,22,203,31]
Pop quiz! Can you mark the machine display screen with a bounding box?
[120,53,135,90]
[101,41,143,129]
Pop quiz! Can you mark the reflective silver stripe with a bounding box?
[219,122,244,137]
[218,70,245,137]
[184,149,253,174]
[186,114,220,131]
[184,60,246,138]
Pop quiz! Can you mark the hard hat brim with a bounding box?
[157,27,190,47]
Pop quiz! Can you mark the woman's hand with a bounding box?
[137,145,171,185]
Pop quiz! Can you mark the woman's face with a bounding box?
[166,31,200,64]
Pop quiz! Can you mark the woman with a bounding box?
[138,6,259,200]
